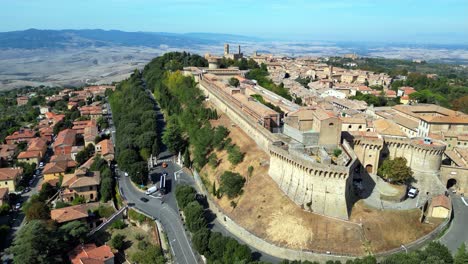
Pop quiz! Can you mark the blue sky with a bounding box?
[1,0,467,43]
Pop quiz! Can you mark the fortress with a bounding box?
[183,56,450,220]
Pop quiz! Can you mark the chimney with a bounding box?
[238,45,241,55]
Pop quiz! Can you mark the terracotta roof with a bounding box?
[0,188,9,198]
[27,137,48,152]
[43,161,68,175]
[62,171,100,189]
[69,244,114,264]
[17,150,42,159]
[97,139,114,156]
[51,203,97,223]
[431,195,451,210]
[393,104,468,124]
[0,168,23,181]
[54,129,76,148]
[5,129,35,141]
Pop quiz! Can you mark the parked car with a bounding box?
[124,172,129,177]
[15,203,21,210]
[407,186,419,198]
[39,162,44,168]
[140,197,149,203]
[22,187,31,194]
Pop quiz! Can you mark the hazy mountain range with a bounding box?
[0,29,258,49]
[0,29,467,90]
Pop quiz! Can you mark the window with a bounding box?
[359,125,362,129]
[348,125,352,129]
[329,123,334,126]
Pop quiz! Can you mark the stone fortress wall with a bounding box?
[350,134,446,175]
[196,73,357,220]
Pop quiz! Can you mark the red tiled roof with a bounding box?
[43,161,68,175]
[69,244,114,264]
[17,150,42,159]
[0,168,23,181]
[5,129,35,142]
[431,195,451,210]
[54,129,76,148]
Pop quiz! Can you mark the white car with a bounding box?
[407,187,419,198]
[124,172,129,177]
[15,203,21,210]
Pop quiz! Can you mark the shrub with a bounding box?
[227,145,244,166]
[111,234,126,250]
[111,219,126,229]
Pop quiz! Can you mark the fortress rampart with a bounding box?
[196,74,357,219]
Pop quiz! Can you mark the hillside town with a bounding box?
[0,48,467,264]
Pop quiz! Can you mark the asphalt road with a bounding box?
[439,194,468,252]
[117,169,199,264]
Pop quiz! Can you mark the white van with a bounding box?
[145,186,158,195]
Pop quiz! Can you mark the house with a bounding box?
[68,243,114,264]
[0,188,9,206]
[96,139,114,162]
[71,146,84,161]
[45,112,65,126]
[79,104,103,120]
[39,106,51,114]
[84,125,99,147]
[17,137,48,165]
[53,129,77,155]
[50,202,101,226]
[0,144,17,166]
[72,120,96,135]
[0,167,23,192]
[16,96,29,106]
[61,168,100,202]
[39,126,54,142]
[5,129,36,144]
[50,154,78,167]
[429,195,451,218]
[43,161,69,182]
[17,150,42,165]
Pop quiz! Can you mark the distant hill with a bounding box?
[0,29,258,49]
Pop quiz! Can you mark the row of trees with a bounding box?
[109,70,159,185]
[143,52,243,170]
[175,185,253,263]
[280,240,468,263]
[349,91,401,107]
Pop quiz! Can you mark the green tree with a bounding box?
[193,228,211,255]
[377,157,413,183]
[208,153,218,168]
[100,177,113,202]
[9,220,62,263]
[183,148,191,168]
[162,118,185,154]
[220,171,246,199]
[229,77,240,87]
[175,185,197,209]
[23,199,50,221]
[59,220,90,245]
[111,234,126,250]
[422,241,454,264]
[227,145,244,166]
[455,243,468,264]
[184,201,206,232]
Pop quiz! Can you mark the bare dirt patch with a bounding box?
[200,112,441,255]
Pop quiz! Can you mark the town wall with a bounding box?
[440,166,468,194]
[268,141,358,220]
[198,78,279,152]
